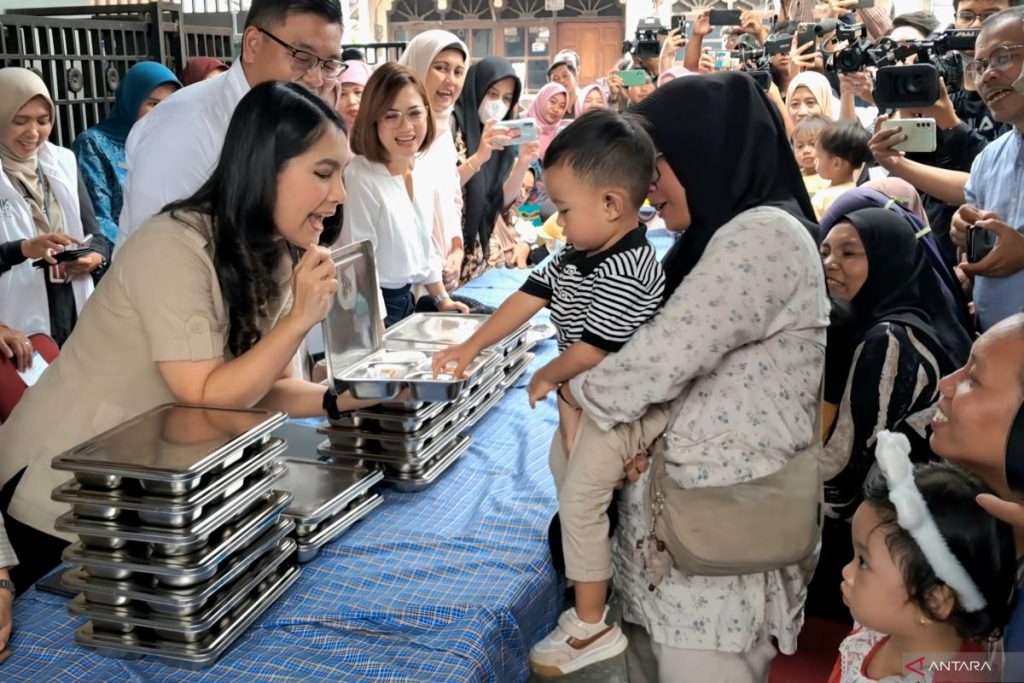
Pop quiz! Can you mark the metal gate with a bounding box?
[0,2,234,146]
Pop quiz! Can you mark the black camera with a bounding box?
[874,63,941,109]
[747,69,773,91]
[765,33,793,57]
[967,225,997,263]
[932,28,980,53]
[632,17,668,59]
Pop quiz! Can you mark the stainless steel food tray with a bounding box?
[340,347,499,402]
[327,399,447,433]
[69,538,296,643]
[383,313,530,357]
[384,435,473,492]
[63,519,294,615]
[459,385,507,431]
[56,465,287,555]
[280,459,383,535]
[53,404,287,494]
[74,559,300,668]
[62,492,293,588]
[52,439,287,527]
[295,492,383,563]
[317,402,464,454]
[499,352,535,389]
[316,420,466,470]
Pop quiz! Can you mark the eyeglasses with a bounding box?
[258,28,347,80]
[955,10,1001,25]
[964,44,1024,82]
[380,106,428,129]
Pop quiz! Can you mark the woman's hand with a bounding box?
[64,251,104,277]
[739,11,768,42]
[660,27,687,73]
[443,248,464,292]
[0,569,11,653]
[437,297,469,314]
[698,50,715,74]
[473,119,512,167]
[789,39,818,79]
[0,325,33,372]
[606,71,625,101]
[20,233,83,263]
[287,245,338,331]
[839,71,875,105]
[869,115,906,172]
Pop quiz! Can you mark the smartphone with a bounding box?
[879,118,937,153]
[495,118,539,145]
[711,50,736,71]
[31,246,95,269]
[671,15,689,33]
[796,22,817,50]
[967,225,997,263]
[615,69,653,87]
[709,9,743,26]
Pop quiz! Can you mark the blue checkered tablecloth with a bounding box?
[4,229,673,683]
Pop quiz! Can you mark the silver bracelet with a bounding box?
[432,291,452,306]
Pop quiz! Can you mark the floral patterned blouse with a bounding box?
[569,206,831,654]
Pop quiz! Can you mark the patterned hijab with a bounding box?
[0,67,63,235]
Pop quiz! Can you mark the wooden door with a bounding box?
[556,21,624,86]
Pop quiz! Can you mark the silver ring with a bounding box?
[23,341,30,347]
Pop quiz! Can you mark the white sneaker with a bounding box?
[529,607,628,677]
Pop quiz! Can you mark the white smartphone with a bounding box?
[880,117,937,154]
[495,118,539,145]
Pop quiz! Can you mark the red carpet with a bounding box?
[770,618,851,683]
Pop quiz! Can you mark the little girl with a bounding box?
[792,115,831,198]
[812,121,872,220]
[342,62,468,325]
[830,431,1017,682]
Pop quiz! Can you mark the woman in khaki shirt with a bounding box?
[0,81,375,596]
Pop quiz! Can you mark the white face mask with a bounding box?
[478,97,509,122]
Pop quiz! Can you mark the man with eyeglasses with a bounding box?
[117,0,344,247]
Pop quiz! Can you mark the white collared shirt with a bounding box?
[116,59,250,249]
[341,155,442,289]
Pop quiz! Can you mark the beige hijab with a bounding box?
[0,67,64,235]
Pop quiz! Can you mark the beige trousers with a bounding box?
[547,405,672,583]
[623,620,776,683]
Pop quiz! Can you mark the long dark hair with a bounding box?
[164,80,344,357]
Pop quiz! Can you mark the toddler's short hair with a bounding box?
[818,121,872,168]
[792,115,831,143]
[543,108,656,210]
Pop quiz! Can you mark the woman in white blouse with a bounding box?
[555,74,829,681]
[342,63,468,325]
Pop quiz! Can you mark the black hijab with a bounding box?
[631,72,818,299]
[453,57,522,257]
[840,208,970,371]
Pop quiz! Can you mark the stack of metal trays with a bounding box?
[320,244,537,491]
[49,404,299,667]
[278,459,384,562]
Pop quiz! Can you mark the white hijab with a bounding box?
[398,31,470,259]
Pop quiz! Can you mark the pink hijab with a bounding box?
[340,60,372,87]
[863,177,931,228]
[657,66,696,87]
[574,83,607,117]
[526,83,568,157]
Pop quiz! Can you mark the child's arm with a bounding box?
[527,341,607,407]
[432,290,547,377]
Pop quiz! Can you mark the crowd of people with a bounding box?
[1,0,1024,680]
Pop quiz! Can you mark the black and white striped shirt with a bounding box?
[520,226,664,353]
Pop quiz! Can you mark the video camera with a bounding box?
[624,17,669,60]
[822,26,979,107]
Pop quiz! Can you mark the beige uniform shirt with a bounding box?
[0,210,292,542]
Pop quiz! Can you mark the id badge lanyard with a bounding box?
[16,169,64,283]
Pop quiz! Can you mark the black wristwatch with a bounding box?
[0,578,15,596]
[323,386,343,421]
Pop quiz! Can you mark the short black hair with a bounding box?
[245,0,343,29]
[890,11,941,38]
[863,462,1017,641]
[543,108,656,210]
[819,121,872,168]
[341,47,365,62]
[953,0,1022,13]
